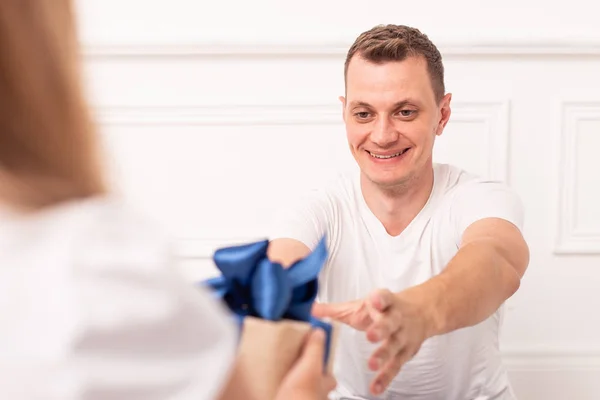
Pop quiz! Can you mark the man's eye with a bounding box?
[399,110,415,117]
[355,112,370,119]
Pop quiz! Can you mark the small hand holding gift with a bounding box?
[202,236,337,400]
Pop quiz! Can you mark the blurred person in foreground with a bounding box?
[0,2,335,399]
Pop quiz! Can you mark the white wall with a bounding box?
[76,1,600,398]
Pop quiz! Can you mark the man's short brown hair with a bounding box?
[344,24,445,102]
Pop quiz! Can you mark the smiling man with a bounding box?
[267,24,529,400]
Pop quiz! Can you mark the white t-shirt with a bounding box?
[269,163,524,400]
[0,197,237,400]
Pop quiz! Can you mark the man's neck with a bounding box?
[360,166,435,236]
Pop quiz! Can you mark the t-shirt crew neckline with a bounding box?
[355,166,441,246]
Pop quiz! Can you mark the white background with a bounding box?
[76,1,600,398]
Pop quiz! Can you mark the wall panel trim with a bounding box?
[555,101,600,254]
[83,40,600,58]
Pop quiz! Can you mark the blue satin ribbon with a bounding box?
[201,236,332,369]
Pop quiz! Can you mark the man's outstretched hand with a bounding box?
[312,289,436,396]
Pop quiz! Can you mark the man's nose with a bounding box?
[370,116,398,147]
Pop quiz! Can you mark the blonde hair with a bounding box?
[0,0,107,210]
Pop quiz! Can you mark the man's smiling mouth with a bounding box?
[367,148,410,159]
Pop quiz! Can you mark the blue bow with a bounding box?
[201,236,332,368]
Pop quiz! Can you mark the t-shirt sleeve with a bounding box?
[267,187,334,251]
[69,208,238,400]
[449,180,525,245]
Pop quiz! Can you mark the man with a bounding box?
[267,24,529,400]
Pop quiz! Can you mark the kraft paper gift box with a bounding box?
[201,236,337,400]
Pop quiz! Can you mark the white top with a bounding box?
[0,197,237,400]
[269,163,524,400]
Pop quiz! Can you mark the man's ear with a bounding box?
[435,93,452,136]
[339,96,346,122]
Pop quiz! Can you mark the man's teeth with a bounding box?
[369,149,408,159]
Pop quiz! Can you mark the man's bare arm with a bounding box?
[403,217,530,337]
[267,238,312,268]
[308,216,528,394]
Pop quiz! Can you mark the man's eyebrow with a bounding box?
[348,99,420,108]
[349,101,372,108]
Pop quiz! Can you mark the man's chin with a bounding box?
[362,171,412,189]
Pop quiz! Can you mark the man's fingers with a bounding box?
[366,310,402,343]
[370,348,412,395]
[365,293,402,343]
[312,301,359,326]
[311,302,332,318]
[369,289,394,312]
[368,331,405,371]
[311,302,346,319]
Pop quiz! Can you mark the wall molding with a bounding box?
[502,348,600,399]
[83,40,600,58]
[502,348,600,370]
[175,237,263,259]
[96,104,343,126]
[555,102,600,254]
[448,101,510,182]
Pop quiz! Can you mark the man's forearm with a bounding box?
[401,239,523,338]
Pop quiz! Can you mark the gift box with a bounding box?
[201,236,337,400]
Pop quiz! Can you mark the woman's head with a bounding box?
[0,0,106,211]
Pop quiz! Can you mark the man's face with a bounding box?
[341,55,451,189]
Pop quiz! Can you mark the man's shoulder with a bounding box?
[434,163,515,198]
[432,163,524,227]
[435,163,480,189]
